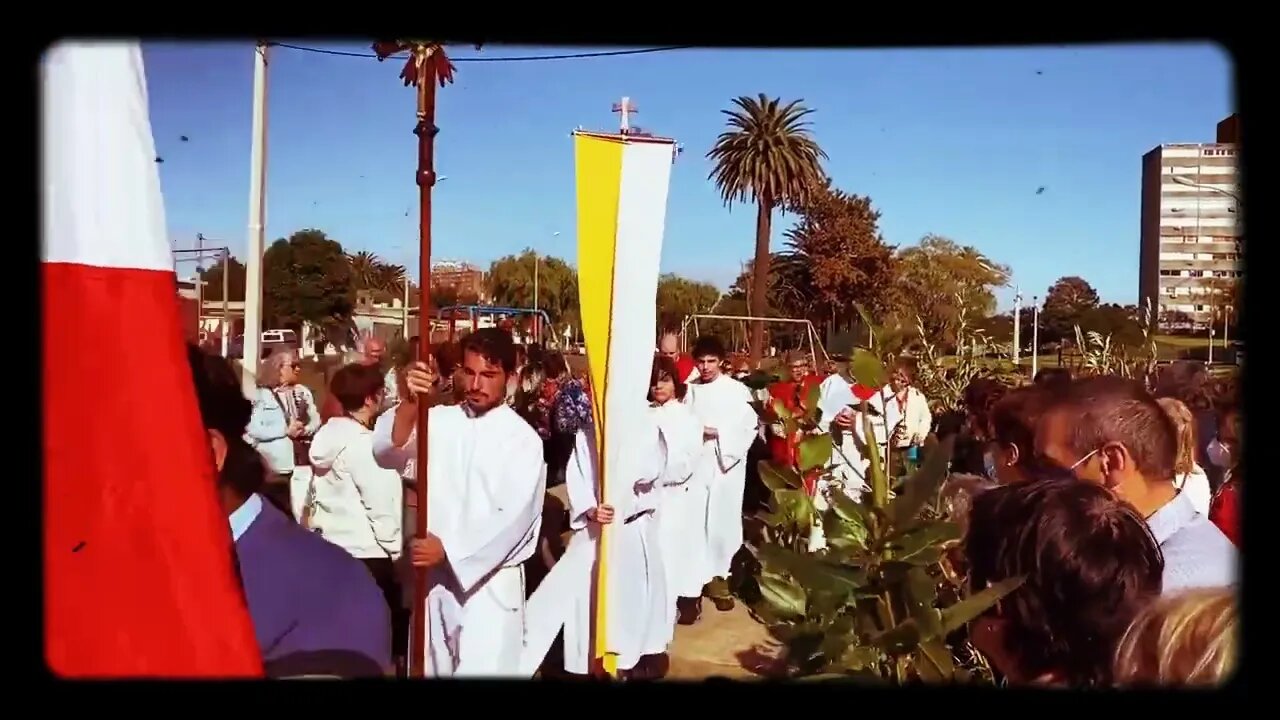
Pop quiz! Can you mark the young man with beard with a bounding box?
[372,328,547,677]
[186,344,391,677]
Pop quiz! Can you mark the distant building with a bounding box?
[430,260,486,302]
[1216,113,1239,144]
[1138,143,1241,330]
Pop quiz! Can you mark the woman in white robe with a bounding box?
[562,405,669,677]
[649,357,705,641]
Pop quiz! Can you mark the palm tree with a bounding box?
[347,250,383,288]
[707,94,827,363]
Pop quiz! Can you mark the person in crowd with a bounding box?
[1035,375,1237,592]
[647,356,707,629]
[539,351,575,488]
[372,328,546,677]
[1033,366,1072,391]
[964,475,1164,687]
[246,349,319,519]
[382,335,421,410]
[552,365,594,442]
[307,363,405,665]
[1112,587,1237,687]
[185,344,391,677]
[762,352,823,468]
[1208,403,1241,546]
[658,331,696,384]
[849,359,931,478]
[560,371,673,680]
[985,385,1053,484]
[948,377,1009,476]
[322,337,390,422]
[1155,397,1212,515]
[685,335,760,615]
[1153,361,1219,487]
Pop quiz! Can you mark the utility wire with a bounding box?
[267,42,694,62]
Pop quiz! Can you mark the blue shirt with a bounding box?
[1147,490,1238,593]
[229,493,263,542]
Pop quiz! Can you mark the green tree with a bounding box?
[1041,275,1101,344]
[707,94,828,364]
[486,250,580,335]
[895,235,1010,348]
[198,255,246,301]
[656,273,722,334]
[263,229,358,349]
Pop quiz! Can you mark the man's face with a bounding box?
[890,368,911,393]
[1038,409,1107,484]
[459,349,508,413]
[364,340,386,366]
[696,354,721,382]
[788,359,809,382]
[659,335,680,360]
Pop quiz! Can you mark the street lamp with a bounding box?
[1030,295,1040,379]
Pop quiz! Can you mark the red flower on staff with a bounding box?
[851,383,878,402]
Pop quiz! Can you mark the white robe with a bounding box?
[371,402,546,677]
[559,416,669,673]
[686,373,759,580]
[651,399,705,632]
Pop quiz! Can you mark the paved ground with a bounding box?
[666,601,784,680]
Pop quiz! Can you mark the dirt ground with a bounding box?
[666,602,785,680]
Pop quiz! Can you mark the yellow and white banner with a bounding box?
[519,131,677,677]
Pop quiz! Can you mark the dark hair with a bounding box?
[434,341,461,377]
[965,475,1164,686]
[1037,375,1178,481]
[691,334,726,361]
[1034,367,1073,390]
[543,350,568,380]
[1153,361,1213,411]
[329,363,386,413]
[990,386,1053,471]
[649,355,688,401]
[185,343,265,497]
[460,327,518,374]
[963,377,1009,440]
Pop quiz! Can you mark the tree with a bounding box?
[1041,276,1101,344]
[707,94,828,364]
[1077,304,1143,348]
[895,235,1010,348]
[656,273,721,333]
[486,250,580,334]
[780,178,899,334]
[263,229,358,349]
[198,255,246,301]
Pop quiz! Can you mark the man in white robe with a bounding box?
[372,328,546,678]
[684,335,760,615]
[559,408,669,676]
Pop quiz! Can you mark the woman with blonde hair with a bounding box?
[1113,588,1238,687]
[246,348,320,518]
[1156,397,1212,515]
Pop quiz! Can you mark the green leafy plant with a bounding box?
[751,349,1022,683]
[1072,297,1159,390]
[911,293,1019,416]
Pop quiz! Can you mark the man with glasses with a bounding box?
[1034,375,1236,593]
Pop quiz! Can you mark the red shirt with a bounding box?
[674,354,696,384]
[1209,480,1240,547]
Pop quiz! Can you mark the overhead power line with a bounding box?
[267,42,694,62]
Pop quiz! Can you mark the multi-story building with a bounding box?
[430,260,486,302]
[1138,142,1241,330]
[1216,113,1239,144]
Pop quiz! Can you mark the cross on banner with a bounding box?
[611,96,638,132]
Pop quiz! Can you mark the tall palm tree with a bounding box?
[347,250,383,289]
[707,94,827,363]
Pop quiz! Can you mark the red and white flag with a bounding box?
[42,41,262,677]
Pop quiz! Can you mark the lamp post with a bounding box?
[1030,295,1040,379]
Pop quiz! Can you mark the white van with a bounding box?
[262,329,298,345]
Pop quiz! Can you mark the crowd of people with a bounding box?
[186,325,1240,685]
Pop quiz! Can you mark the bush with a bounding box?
[750,349,1021,683]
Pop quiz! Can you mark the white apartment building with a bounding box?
[1137,143,1241,330]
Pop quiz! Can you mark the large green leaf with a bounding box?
[828,485,873,531]
[902,566,944,640]
[914,639,955,683]
[885,521,962,561]
[837,644,882,672]
[862,412,888,510]
[758,543,868,597]
[803,381,823,424]
[770,397,794,422]
[759,573,808,619]
[872,617,922,655]
[822,509,868,552]
[797,433,834,473]
[939,576,1026,635]
[759,461,803,492]
[850,349,888,389]
[773,488,814,529]
[888,435,955,529]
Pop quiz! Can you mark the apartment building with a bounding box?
[430,260,487,302]
[1138,142,1241,330]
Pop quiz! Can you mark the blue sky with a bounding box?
[144,41,1233,310]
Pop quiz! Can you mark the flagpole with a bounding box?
[409,48,437,679]
[242,40,269,395]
